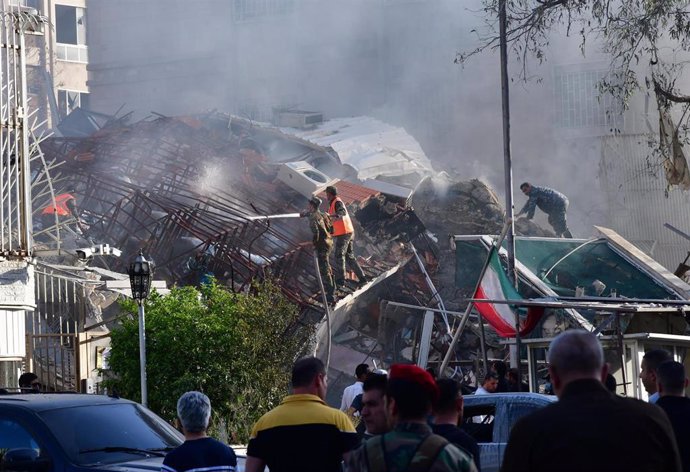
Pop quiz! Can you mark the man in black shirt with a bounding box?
[656,361,690,472]
[432,378,481,471]
[162,391,237,472]
[502,330,681,472]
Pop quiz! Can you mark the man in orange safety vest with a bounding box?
[325,185,368,290]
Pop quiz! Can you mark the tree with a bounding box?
[105,279,314,443]
[460,0,690,189]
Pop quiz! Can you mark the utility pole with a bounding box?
[499,0,521,387]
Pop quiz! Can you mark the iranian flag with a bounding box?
[473,249,544,337]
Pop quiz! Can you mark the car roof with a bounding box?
[464,392,557,403]
[0,393,138,412]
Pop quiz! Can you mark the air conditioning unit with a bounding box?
[277,161,337,198]
[273,109,323,128]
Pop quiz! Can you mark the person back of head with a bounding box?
[309,196,322,210]
[292,357,328,399]
[363,372,388,394]
[547,330,606,397]
[657,360,688,397]
[492,361,507,378]
[640,349,673,395]
[434,378,463,424]
[18,372,39,392]
[386,364,438,425]
[177,391,211,437]
[355,363,370,382]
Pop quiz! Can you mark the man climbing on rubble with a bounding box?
[517,182,573,238]
[306,196,336,305]
[325,185,369,290]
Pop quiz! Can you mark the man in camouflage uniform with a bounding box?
[306,196,336,305]
[345,364,477,472]
[517,182,573,238]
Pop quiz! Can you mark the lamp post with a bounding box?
[128,250,154,407]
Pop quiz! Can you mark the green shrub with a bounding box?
[105,279,313,443]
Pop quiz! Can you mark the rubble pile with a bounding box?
[411,177,556,241]
[34,113,413,313]
[36,110,571,392]
[412,178,504,240]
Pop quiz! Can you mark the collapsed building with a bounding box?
[29,110,520,396]
[28,108,690,402]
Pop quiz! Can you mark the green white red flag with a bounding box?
[473,249,544,337]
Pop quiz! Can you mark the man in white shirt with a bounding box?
[639,349,672,403]
[340,363,370,411]
[472,372,499,423]
[475,372,499,395]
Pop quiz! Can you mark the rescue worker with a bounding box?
[40,189,80,231]
[325,185,368,290]
[517,182,573,238]
[306,196,336,305]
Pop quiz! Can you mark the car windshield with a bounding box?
[38,402,183,465]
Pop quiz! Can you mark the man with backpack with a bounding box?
[306,196,336,305]
[345,364,477,472]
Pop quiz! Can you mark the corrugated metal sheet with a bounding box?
[265,116,436,180]
[599,134,690,270]
[0,310,25,357]
[316,180,380,205]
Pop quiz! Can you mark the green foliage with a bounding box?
[461,0,690,105]
[460,0,690,188]
[106,279,313,443]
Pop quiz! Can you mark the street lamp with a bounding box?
[128,250,154,407]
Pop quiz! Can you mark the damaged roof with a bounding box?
[455,228,690,337]
[256,115,436,182]
[34,112,420,313]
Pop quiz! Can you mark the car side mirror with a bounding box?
[2,448,51,472]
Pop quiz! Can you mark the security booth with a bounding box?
[518,332,690,399]
[452,228,690,384]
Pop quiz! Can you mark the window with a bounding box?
[554,67,623,129]
[38,403,181,465]
[26,0,41,11]
[0,419,40,454]
[55,5,87,63]
[462,405,496,443]
[232,0,294,22]
[57,89,89,119]
[11,0,43,12]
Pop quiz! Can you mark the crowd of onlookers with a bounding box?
[162,330,690,472]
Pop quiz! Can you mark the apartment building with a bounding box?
[19,0,89,129]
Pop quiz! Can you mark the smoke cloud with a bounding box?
[86,0,640,237]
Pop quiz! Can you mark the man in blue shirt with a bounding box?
[162,391,237,472]
[517,182,573,238]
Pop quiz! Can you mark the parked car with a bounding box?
[0,394,246,472]
[462,392,556,472]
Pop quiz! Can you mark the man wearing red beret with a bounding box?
[345,364,477,472]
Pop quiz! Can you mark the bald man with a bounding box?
[501,330,681,472]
